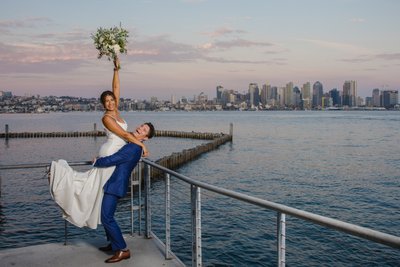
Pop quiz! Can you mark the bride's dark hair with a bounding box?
[100,90,116,106]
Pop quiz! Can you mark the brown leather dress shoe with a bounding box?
[105,249,131,263]
[99,244,112,252]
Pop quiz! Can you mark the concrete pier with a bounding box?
[0,234,185,267]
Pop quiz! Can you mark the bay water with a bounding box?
[0,111,399,266]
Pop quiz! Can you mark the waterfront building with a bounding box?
[381,90,399,109]
[301,82,311,110]
[228,91,237,104]
[216,85,224,103]
[356,96,364,107]
[221,89,237,106]
[269,86,278,101]
[342,80,357,107]
[278,87,285,107]
[329,88,341,107]
[285,82,294,107]
[293,86,302,108]
[312,81,323,108]
[321,93,332,108]
[197,92,208,104]
[365,97,373,107]
[260,83,268,105]
[372,88,380,107]
[0,91,13,100]
[248,83,260,107]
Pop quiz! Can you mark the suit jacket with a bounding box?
[94,143,142,198]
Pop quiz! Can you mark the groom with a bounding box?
[93,122,155,263]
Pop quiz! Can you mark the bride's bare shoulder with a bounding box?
[102,114,116,121]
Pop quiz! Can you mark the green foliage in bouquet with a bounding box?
[92,24,129,68]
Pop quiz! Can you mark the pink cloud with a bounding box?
[0,17,52,29]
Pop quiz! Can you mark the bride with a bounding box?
[49,58,148,229]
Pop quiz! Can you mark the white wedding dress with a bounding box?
[49,120,128,229]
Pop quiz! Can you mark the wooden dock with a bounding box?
[153,132,231,175]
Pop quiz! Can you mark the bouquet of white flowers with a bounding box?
[91,24,129,69]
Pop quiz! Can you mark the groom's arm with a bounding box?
[94,143,142,168]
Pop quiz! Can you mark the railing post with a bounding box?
[64,220,68,246]
[277,212,286,267]
[130,163,142,236]
[165,173,172,259]
[145,163,151,238]
[138,162,142,235]
[191,185,202,267]
[130,169,134,236]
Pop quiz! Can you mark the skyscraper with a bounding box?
[301,82,311,110]
[342,80,357,107]
[248,83,260,107]
[312,81,323,108]
[216,85,224,103]
[261,83,268,105]
[372,88,380,107]
[278,87,285,107]
[381,90,399,109]
[285,82,294,107]
[293,86,301,108]
[329,88,341,106]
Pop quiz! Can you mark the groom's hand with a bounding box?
[142,147,149,158]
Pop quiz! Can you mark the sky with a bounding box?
[1,0,399,100]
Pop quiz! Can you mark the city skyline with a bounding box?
[1,0,399,99]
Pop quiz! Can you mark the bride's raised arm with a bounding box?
[112,58,120,108]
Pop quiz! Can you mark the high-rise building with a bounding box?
[285,82,294,107]
[293,86,301,108]
[365,97,373,107]
[216,86,224,103]
[342,80,357,107]
[372,88,380,107]
[321,92,332,108]
[278,87,285,107]
[381,90,399,109]
[312,81,323,108]
[329,88,341,106]
[301,82,311,110]
[248,83,260,107]
[261,83,268,105]
[269,86,278,101]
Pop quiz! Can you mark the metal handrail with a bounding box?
[0,161,141,246]
[0,161,93,170]
[141,158,400,250]
[2,160,399,266]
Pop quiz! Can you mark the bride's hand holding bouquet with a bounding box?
[113,57,120,71]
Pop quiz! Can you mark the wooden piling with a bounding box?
[5,124,9,139]
[1,123,234,180]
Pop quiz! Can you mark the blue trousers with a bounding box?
[101,193,126,251]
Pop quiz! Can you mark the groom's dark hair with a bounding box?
[145,122,155,139]
[100,90,116,106]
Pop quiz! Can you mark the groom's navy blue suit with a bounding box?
[94,143,142,251]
